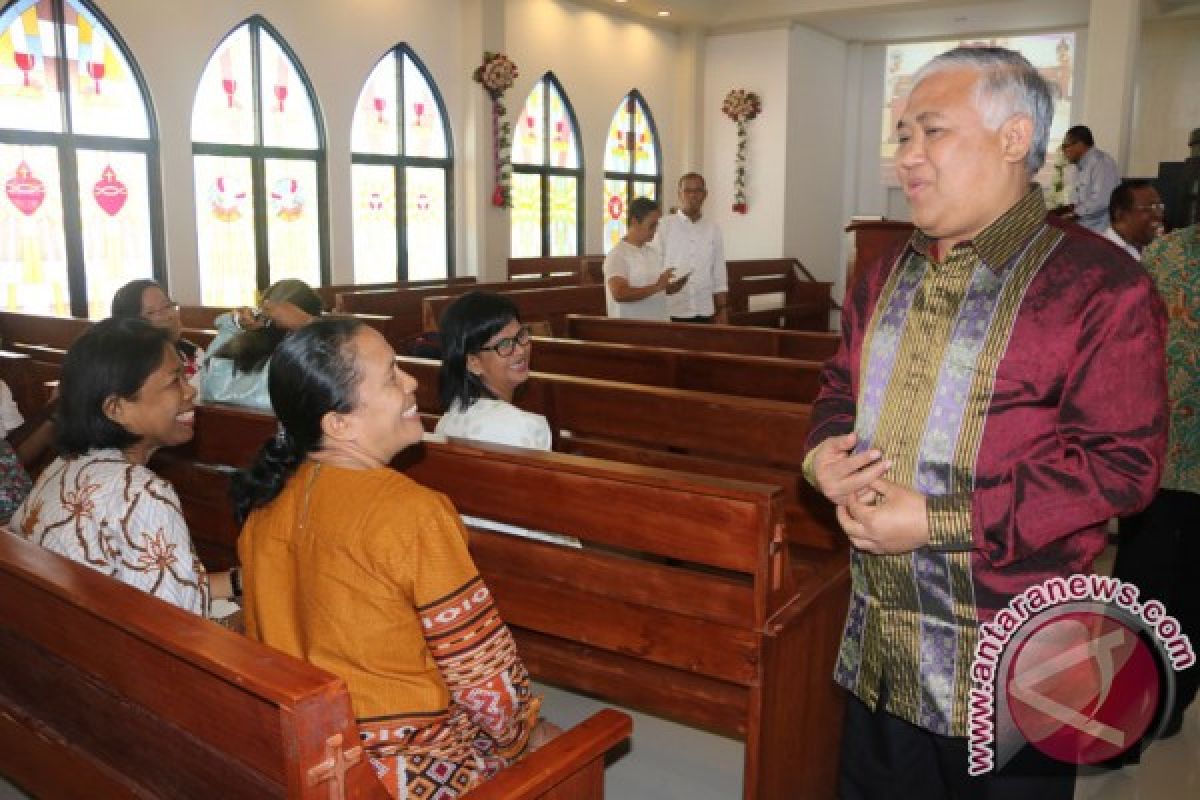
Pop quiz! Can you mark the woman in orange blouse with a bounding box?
[232,318,552,798]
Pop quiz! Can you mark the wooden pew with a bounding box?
[845,218,914,288]
[423,286,606,337]
[507,256,593,281]
[564,315,840,361]
[315,276,476,311]
[726,258,833,331]
[335,277,580,343]
[154,405,849,799]
[529,336,823,403]
[0,533,632,800]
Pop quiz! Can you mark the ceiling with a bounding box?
[576,0,1200,39]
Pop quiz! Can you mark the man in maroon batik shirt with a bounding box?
[804,46,1167,799]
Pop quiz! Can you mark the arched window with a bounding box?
[510,72,582,258]
[191,17,327,306]
[0,0,162,318]
[351,45,452,283]
[602,90,660,253]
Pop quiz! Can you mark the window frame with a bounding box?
[190,15,330,294]
[602,89,662,253]
[0,0,165,317]
[511,71,584,258]
[350,43,455,282]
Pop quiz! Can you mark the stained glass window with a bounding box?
[602,90,660,253]
[191,17,327,306]
[0,0,162,318]
[351,45,452,283]
[511,73,582,258]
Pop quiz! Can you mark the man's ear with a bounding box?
[1001,114,1034,166]
[320,409,355,443]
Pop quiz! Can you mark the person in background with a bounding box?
[8,317,239,615]
[805,47,1165,798]
[111,279,205,388]
[653,173,729,323]
[233,318,556,798]
[1102,179,1165,261]
[1057,124,1120,232]
[1111,221,1199,742]
[434,291,551,450]
[201,278,322,411]
[603,196,688,320]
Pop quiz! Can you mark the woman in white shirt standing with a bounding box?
[602,196,689,320]
[435,291,552,450]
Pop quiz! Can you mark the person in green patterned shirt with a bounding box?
[1112,222,1199,739]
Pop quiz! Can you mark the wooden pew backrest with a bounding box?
[563,315,840,361]
[423,286,605,336]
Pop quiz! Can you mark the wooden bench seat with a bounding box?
[0,529,631,800]
[423,286,606,337]
[564,314,840,361]
[529,336,823,403]
[153,403,849,799]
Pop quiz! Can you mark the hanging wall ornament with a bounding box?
[721,89,762,214]
[472,51,519,208]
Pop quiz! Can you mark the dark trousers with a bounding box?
[838,690,1076,800]
[1114,488,1200,734]
[670,314,713,324]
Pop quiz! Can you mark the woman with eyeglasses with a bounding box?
[434,291,551,450]
[111,279,205,388]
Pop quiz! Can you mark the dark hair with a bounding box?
[230,318,364,523]
[1109,179,1155,223]
[56,317,172,457]
[215,279,323,375]
[1064,124,1094,148]
[628,196,660,224]
[437,291,520,413]
[110,278,162,319]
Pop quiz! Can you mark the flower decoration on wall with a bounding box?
[473,51,519,208]
[721,88,762,214]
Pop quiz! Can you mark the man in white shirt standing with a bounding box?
[602,197,687,320]
[1102,179,1165,262]
[1058,125,1120,233]
[653,173,729,323]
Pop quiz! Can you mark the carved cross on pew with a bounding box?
[306,733,364,800]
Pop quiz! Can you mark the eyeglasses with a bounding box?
[478,325,532,357]
[1134,203,1165,214]
[142,301,179,320]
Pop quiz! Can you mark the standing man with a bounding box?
[1102,179,1165,260]
[805,47,1166,798]
[1058,124,1120,232]
[653,173,729,323]
[1111,222,1199,742]
[602,197,687,320]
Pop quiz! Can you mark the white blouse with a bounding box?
[433,398,552,451]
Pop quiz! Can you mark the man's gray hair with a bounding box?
[912,46,1055,175]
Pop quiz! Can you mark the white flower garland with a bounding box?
[722,89,761,214]
[473,52,519,208]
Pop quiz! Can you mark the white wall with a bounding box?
[784,24,848,287]
[702,28,791,259]
[1129,17,1200,176]
[503,0,682,266]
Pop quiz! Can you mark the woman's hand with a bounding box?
[261,300,316,331]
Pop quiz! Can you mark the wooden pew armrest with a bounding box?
[463,710,632,799]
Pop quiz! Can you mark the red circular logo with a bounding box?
[1006,610,1159,765]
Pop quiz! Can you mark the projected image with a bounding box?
[881,34,1075,184]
